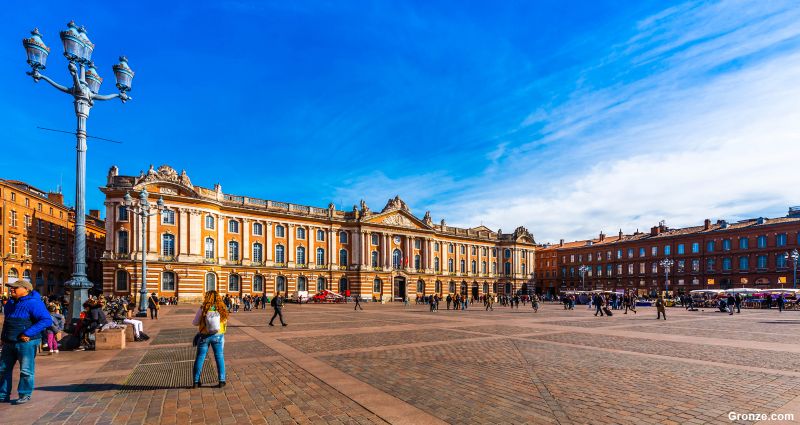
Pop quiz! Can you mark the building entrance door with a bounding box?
[471,283,478,299]
[393,277,406,301]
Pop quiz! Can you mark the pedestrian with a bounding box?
[777,295,785,312]
[727,293,735,315]
[531,294,540,313]
[46,305,65,354]
[269,292,287,326]
[191,290,228,388]
[147,292,159,319]
[593,294,604,317]
[734,293,742,314]
[446,294,452,310]
[354,295,363,311]
[656,296,667,320]
[0,279,52,404]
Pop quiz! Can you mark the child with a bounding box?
[47,304,65,354]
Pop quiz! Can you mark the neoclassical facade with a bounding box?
[101,165,536,303]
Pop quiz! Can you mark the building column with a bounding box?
[266,222,273,262]
[351,229,360,267]
[287,224,295,266]
[178,208,189,256]
[148,210,158,254]
[308,226,315,265]
[242,218,250,261]
[363,231,369,267]
[329,229,336,267]
[217,215,225,261]
[466,244,471,276]
[188,211,200,256]
[104,201,115,253]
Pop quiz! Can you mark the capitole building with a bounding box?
[101,165,536,303]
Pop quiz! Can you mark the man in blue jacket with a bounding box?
[0,279,52,405]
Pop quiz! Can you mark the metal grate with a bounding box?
[118,346,220,393]
[150,328,197,345]
[140,346,197,364]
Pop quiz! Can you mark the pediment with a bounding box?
[133,164,199,198]
[367,210,430,230]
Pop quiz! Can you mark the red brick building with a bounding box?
[535,209,800,296]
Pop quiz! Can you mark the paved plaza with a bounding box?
[2,302,800,424]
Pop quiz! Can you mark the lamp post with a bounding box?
[23,23,134,322]
[578,264,588,291]
[659,258,674,296]
[124,189,166,317]
[785,249,799,290]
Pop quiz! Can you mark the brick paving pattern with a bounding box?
[4,302,800,424]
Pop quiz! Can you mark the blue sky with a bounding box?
[2,1,799,241]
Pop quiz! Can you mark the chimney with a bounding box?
[618,229,623,239]
[598,232,606,242]
[650,226,661,236]
[89,209,101,219]
[704,219,711,230]
[559,239,564,247]
[47,192,64,205]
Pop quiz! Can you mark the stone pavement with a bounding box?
[2,302,800,424]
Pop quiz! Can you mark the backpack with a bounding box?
[205,309,221,334]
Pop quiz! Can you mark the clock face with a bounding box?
[394,236,402,244]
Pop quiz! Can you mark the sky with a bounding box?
[2,0,798,242]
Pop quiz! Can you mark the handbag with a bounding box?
[192,333,201,347]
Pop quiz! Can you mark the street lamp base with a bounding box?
[135,311,148,318]
[64,275,94,323]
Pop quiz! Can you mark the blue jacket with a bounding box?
[1,291,53,342]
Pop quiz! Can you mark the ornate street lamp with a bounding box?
[785,249,799,290]
[23,22,134,323]
[659,258,674,296]
[578,264,588,291]
[124,189,168,317]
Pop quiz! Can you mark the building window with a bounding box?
[205,238,215,259]
[651,263,658,273]
[434,257,440,272]
[228,241,239,261]
[339,249,348,265]
[639,247,646,257]
[276,276,286,292]
[372,251,379,267]
[471,260,476,274]
[448,259,454,273]
[118,206,129,221]
[339,277,348,292]
[651,246,658,256]
[416,280,424,293]
[317,277,325,292]
[228,220,239,233]
[777,254,787,268]
[297,276,307,292]
[393,249,402,269]
[504,249,511,258]
[339,231,348,244]
[435,280,442,293]
[676,260,685,273]
[481,261,487,273]
[162,234,175,257]
[606,264,613,275]
[448,244,454,254]
[116,270,128,291]
[162,209,175,225]
[372,233,379,245]
[297,227,306,239]
[691,242,699,254]
[691,259,700,272]
[626,248,633,258]
[663,245,670,256]
[777,233,787,247]
[252,222,263,236]
[722,239,731,251]
[296,246,306,265]
[434,242,440,251]
[10,210,17,227]
[757,255,767,269]
[368,277,380,293]
[317,248,325,265]
[504,262,511,275]
[677,244,685,255]
[275,245,285,263]
[117,231,128,254]
[205,215,215,229]
[162,271,176,291]
[492,248,497,258]
[460,260,465,273]
[739,238,749,249]
[739,256,749,270]
[228,274,240,292]
[460,245,466,255]
[707,241,715,252]
[415,239,422,249]
[253,275,264,293]
[757,235,767,249]
[449,281,455,293]
[492,262,497,274]
[205,273,217,292]
[722,257,732,271]
[317,229,325,241]
[253,243,263,263]
[706,258,715,271]
[275,225,285,237]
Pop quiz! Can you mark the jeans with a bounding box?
[193,334,225,383]
[0,339,39,398]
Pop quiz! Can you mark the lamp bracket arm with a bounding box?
[32,72,71,94]
[93,92,131,103]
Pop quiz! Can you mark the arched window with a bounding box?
[253,275,264,293]
[228,274,240,292]
[435,280,441,293]
[275,245,285,264]
[205,273,217,292]
[228,219,239,233]
[339,249,348,266]
[481,261,487,273]
[199,239,214,262]
[339,231,348,243]
[373,278,382,293]
[522,264,526,275]
[434,242,440,251]
[116,270,129,291]
[393,249,402,269]
[296,227,306,239]
[492,262,497,274]
[317,229,325,241]
[317,248,325,265]
[23,270,31,281]
[448,259,454,272]
[434,257,440,272]
[252,243,263,263]
[296,246,306,265]
[339,277,348,292]
[228,241,239,261]
[117,230,128,254]
[505,283,512,294]
[316,277,326,292]
[371,251,379,267]
[448,244,454,253]
[504,262,511,275]
[205,215,215,229]
[297,276,307,292]
[492,283,498,293]
[483,283,489,294]
[162,234,175,257]
[162,271,176,291]
[275,225,285,237]
[8,268,18,282]
[414,255,421,270]
[276,276,286,292]
[448,281,455,293]
[471,260,476,274]
[504,249,511,258]
[416,279,425,293]
[460,260,465,273]
[252,222,263,236]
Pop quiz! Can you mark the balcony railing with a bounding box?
[203,258,216,264]
[274,262,287,268]
[296,263,308,269]
[338,265,348,270]
[316,264,327,269]
[159,256,176,262]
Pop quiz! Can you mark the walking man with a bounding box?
[0,279,52,404]
[269,292,287,326]
[147,292,160,320]
[593,294,604,317]
[354,295,363,311]
[656,296,667,320]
